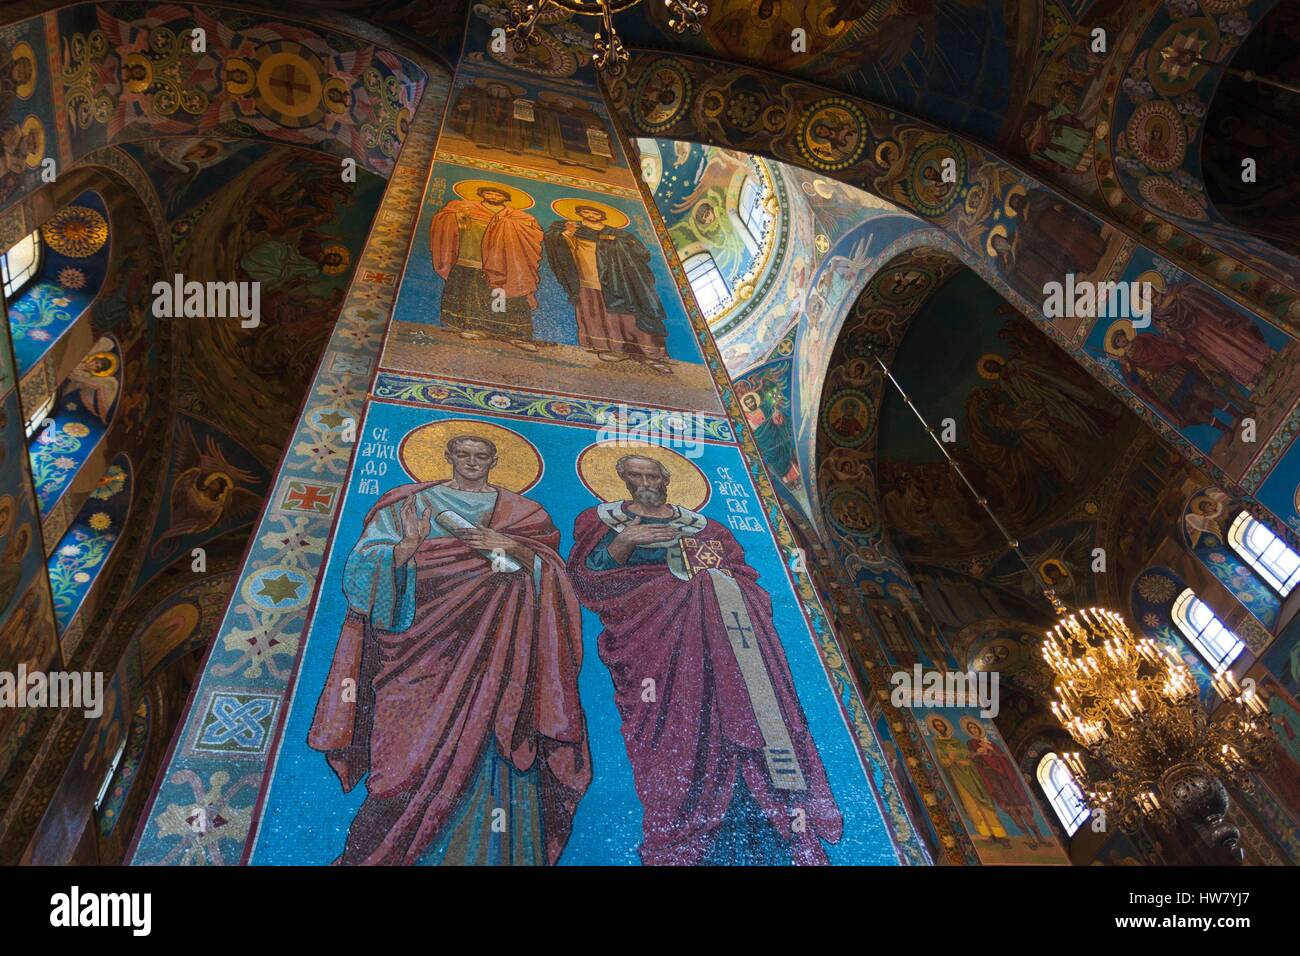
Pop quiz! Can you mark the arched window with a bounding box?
[1036,752,1089,836]
[738,176,768,244]
[1171,588,1245,672]
[0,228,42,300]
[683,251,730,315]
[1228,511,1300,597]
[93,732,129,813]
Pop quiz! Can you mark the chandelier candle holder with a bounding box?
[1044,608,1274,853]
[866,347,1275,859]
[505,0,708,74]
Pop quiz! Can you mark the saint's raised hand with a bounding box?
[398,497,432,548]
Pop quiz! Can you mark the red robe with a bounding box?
[567,506,843,864]
[429,199,543,307]
[308,481,590,864]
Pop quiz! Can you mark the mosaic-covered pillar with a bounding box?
[132,6,927,866]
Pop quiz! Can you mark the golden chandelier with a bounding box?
[505,0,708,73]
[1043,604,1274,837]
[868,347,1275,851]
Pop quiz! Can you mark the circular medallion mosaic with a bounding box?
[1146,18,1220,96]
[490,27,578,77]
[825,485,877,535]
[798,98,867,171]
[876,265,935,303]
[1126,100,1186,173]
[43,204,108,257]
[902,138,966,217]
[633,59,691,133]
[1139,174,1207,220]
[255,42,327,129]
[242,565,312,613]
[822,389,874,448]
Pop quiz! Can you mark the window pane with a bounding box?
[738,176,768,243]
[683,252,730,316]
[1037,753,1089,836]
[1228,510,1300,596]
[1172,588,1244,671]
[1,229,41,299]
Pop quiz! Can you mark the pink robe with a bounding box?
[567,506,842,864]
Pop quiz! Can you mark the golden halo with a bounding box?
[551,197,630,229]
[124,52,154,94]
[985,223,1008,257]
[926,714,952,737]
[874,139,900,168]
[12,42,36,99]
[1104,318,1136,357]
[1039,558,1069,579]
[451,179,535,210]
[86,351,118,378]
[322,76,351,113]
[976,353,1005,379]
[399,419,542,492]
[1135,269,1166,294]
[320,243,351,275]
[20,115,44,168]
[1003,183,1027,216]
[222,58,256,95]
[575,441,710,512]
[960,716,984,738]
[203,471,234,494]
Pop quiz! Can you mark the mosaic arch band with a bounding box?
[568,443,843,864]
[308,421,590,865]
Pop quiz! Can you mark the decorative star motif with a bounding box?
[256,572,301,604]
[317,410,347,429]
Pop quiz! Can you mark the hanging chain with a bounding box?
[866,348,1067,616]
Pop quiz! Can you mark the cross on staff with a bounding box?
[725,610,753,650]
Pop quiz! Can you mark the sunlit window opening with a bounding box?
[1171,588,1245,672]
[1228,511,1300,597]
[683,251,730,316]
[738,176,769,245]
[1,229,41,300]
[1037,753,1090,836]
[22,392,56,440]
[93,733,128,813]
